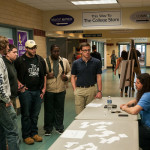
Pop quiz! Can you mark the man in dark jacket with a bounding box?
[90,45,102,62]
[14,40,46,145]
[3,44,18,112]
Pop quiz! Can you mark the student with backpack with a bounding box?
[44,44,71,136]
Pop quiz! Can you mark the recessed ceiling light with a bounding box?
[71,0,118,5]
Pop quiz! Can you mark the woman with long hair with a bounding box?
[120,73,150,150]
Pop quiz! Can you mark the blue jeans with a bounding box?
[19,90,42,139]
[0,101,20,150]
[44,91,66,131]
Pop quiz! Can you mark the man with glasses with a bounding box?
[14,40,46,145]
[71,42,102,114]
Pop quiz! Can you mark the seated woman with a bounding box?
[120,73,150,150]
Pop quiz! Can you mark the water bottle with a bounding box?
[107,96,112,111]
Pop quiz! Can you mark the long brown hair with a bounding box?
[136,73,150,102]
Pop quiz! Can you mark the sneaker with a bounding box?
[24,137,34,145]
[45,130,52,136]
[32,134,43,142]
[56,129,64,134]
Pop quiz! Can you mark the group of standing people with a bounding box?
[0,36,103,149]
[0,37,71,148]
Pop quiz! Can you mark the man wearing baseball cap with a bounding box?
[15,40,46,145]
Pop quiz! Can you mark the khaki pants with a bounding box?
[74,86,97,115]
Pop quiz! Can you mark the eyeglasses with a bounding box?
[81,49,91,52]
[28,46,37,50]
[52,50,59,53]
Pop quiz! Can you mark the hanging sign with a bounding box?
[64,30,83,34]
[83,34,102,37]
[83,11,121,27]
[50,14,74,26]
[17,31,27,56]
[130,11,150,23]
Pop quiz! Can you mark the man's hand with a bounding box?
[120,104,126,109]
[95,92,102,99]
[47,72,54,79]
[61,74,68,81]
[18,81,28,92]
[121,105,128,111]
[40,88,46,99]
[6,101,12,107]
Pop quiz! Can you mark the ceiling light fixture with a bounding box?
[71,0,118,5]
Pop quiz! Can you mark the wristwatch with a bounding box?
[98,90,102,93]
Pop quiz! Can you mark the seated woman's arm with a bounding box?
[120,99,142,115]
[120,99,137,109]
[120,100,142,115]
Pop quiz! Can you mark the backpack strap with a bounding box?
[46,57,51,72]
[46,57,65,74]
[60,59,64,74]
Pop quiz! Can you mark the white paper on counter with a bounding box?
[86,103,103,108]
[61,130,87,139]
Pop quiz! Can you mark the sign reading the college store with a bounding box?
[50,14,74,26]
[83,11,121,27]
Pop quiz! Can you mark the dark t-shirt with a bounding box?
[71,57,102,87]
[24,55,40,90]
[90,51,102,62]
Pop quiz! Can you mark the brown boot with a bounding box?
[24,137,34,145]
[32,134,43,142]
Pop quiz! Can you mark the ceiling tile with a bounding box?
[16,0,150,10]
